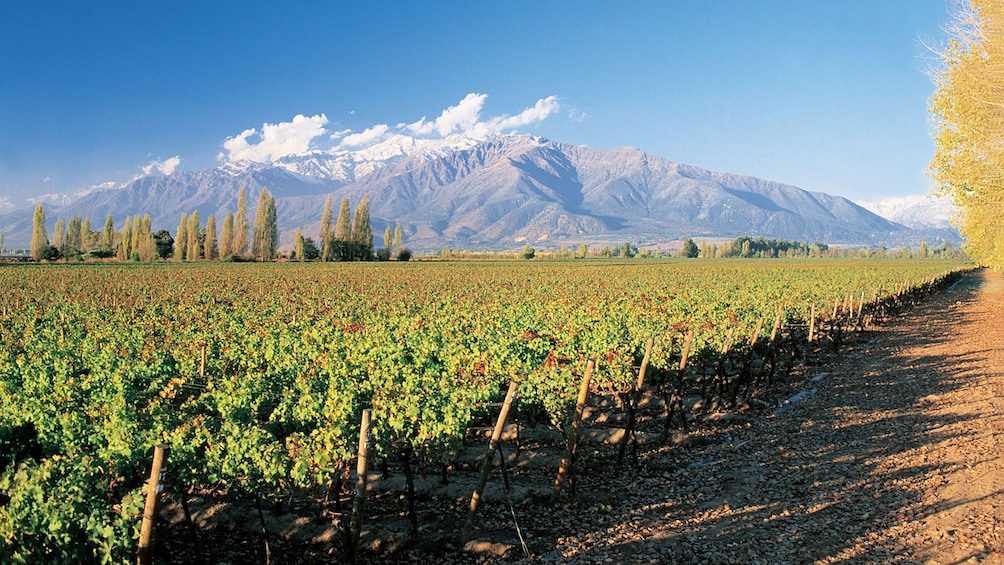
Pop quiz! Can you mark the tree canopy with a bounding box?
[930,0,1003,268]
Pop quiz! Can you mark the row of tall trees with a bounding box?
[28,205,171,261]
[930,0,1004,269]
[315,194,378,261]
[173,187,278,261]
[27,189,393,263]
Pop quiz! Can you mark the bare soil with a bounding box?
[157,268,1004,564]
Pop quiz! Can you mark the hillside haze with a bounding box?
[1,134,943,250]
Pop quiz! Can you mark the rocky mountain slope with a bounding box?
[1,134,944,250]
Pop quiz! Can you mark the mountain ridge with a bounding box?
[0,134,960,250]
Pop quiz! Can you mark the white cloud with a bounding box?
[340,124,390,147]
[221,114,329,162]
[331,93,562,151]
[469,96,562,138]
[0,195,15,213]
[224,95,562,159]
[141,155,181,176]
[407,93,488,137]
[329,128,353,141]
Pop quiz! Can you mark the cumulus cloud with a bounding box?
[469,96,562,138]
[331,94,562,150]
[329,128,353,141]
[221,96,561,159]
[221,114,329,162]
[407,93,488,137]
[339,124,391,147]
[141,155,181,176]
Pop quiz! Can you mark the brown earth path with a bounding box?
[552,268,1004,564]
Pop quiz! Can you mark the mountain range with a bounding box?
[0,134,961,251]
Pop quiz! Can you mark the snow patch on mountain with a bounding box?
[254,133,505,183]
[855,195,957,229]
[27,193,74,208]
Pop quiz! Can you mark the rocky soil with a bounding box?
[156,269,1004,565]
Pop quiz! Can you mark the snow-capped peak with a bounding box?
[855,195,958,229]
[257,133,485,183]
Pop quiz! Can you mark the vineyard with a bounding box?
[0,258,970,563]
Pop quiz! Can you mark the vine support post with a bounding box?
[616,338,653,472]
[552,359,594,503]
[461,381,519,544]
[857,291,866,327]
[770,306,784,342]
[199,343,207,378]
[808,304,816,343]
[137,444,170,565]
[350,409,372,563]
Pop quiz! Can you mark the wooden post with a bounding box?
[807,304,816,343]
[461,382,519,543]
[770,306,784,342]
[552,360,594,503]
[748,318,765,349]
[615,338,653,470]
[679,332,694,371]
[199,343,207,378]
[349,409,372,563]
[137,445,170,565]
[721,327,736,355]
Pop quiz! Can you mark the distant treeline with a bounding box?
[428,236,968,261]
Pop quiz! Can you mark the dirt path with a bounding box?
[548,268,1004,564]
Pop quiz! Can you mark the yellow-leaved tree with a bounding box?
[930,0,1004,268]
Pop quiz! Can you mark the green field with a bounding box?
[0,258,968,562]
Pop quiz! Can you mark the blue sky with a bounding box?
[0,1,951,210]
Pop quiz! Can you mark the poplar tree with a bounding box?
[80,216,92,252]
[251,187,278,261]
[135,215,156,262]
[176,213,189,261]
[220,211,234,258]
[335,197,351,241]
[351,194,373,260]
[187,210,201,261]
[204,214,217,260]
[384,226,393,251]
[0,232,4,253]
[103,216,114,254]
[130,214,142,258]
[30,205,47,260]
[393,225,403,255]
[52,218,66,257]
[234,187,249,257]
[320,194,333,245]
[930,0,1004,267]
[294,229,304,261]
[118,217,132,261]
[67,216,82,255]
